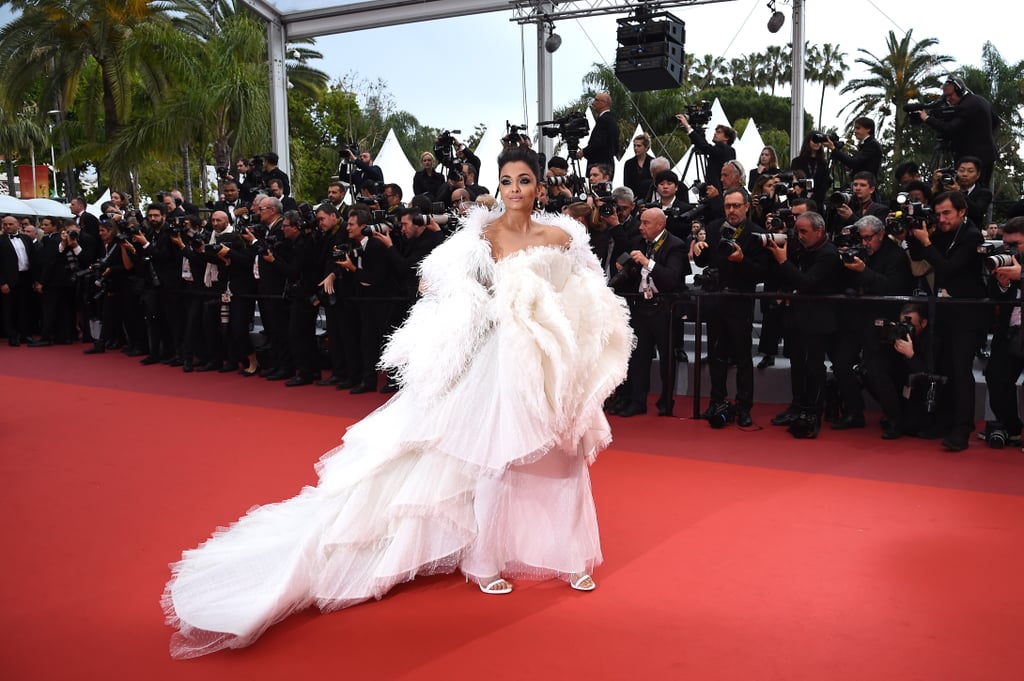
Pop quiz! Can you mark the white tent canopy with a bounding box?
[374,128,416,202]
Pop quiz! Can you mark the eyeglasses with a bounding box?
[858,232,880,242]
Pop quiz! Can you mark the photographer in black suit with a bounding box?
[919,77,998,185]
[766,211,845,438]
[262,152,290,197]
[611,207,690,417]
[675,114,737,192]
[906,190,988,451]
[692,188,772,427]
[334,207,400,394]
[338,147,384,191]
[831,215,915,432]
[575,92,619,180]
[28,217,76,345]
[824,117,882,181]
[241,196,292,380]
[981,217,1024,449]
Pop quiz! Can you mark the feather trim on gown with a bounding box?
[162,207,634,658]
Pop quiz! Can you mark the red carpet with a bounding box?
[2,345,1024,680]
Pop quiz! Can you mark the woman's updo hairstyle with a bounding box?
[497,147,542,184]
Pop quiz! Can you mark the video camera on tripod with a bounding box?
[678,101,712,129]
[539,111,590,154]
[904,99,956,124]
[503,121,530,149]
[433,129,463,181]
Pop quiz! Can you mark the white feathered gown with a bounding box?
[162,209,634,658]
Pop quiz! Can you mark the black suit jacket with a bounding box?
[687,129,736,191]
[623,154,654,198]
[923,93,998,169]
[964,186,993,228]
[617,231,689,298]
[75,210,100,239]
[776,237,844,334]
[908,219,988,329]
[0,233,36,287]
[832,136,883,180]
[583,110,619,173]
[695,218,771,296]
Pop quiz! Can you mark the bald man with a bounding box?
[610,207,689,417]
[576,91,619,180]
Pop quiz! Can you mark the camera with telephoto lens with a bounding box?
[361,222,388,237]
[810,130,844,149]
[841,244,867,264]
[706,401,736,429]
[983,421,1013,449]
[693,266,720,292]
[766,209,795,233]
[254,233,281,257]
[690,182,710,200]
[433,129,462,169]
[718,224,739,256]
[591,181,615,217]
[980,243,1018,271]
[875,315,916,344]
[829,189,853,208]
[608,252,641,290]
[755,232,788,247]
[681,101,712,129]
[886,193,934,238]
[936,167,957,187]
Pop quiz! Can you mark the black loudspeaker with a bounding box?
[615,13,685,92]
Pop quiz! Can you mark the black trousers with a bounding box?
[829,321,867,418]
[708,300,755,408]
[356,297,393,388]
[258,295,292,373]
[936,323,978,438]
[2,271,33,339]
[322,302,349,380]
[40,284,76,342]
[984,327,1024,436]
[289,296,320,378]
[788,329,831,413]
[626,299,675,407]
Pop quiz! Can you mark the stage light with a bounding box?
[544,18,561,53]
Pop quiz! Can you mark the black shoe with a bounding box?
[284,375,314,387]
[335,379,356,390]
[788,412,821,439]
[265,370,291,381]
[182,359,194,373]
[830,414,866,430]
[976,347,990,361]
[736,407,752,427]
[140,355,161,365]
[605,397,626,415]
[195,361,220,373]
[28,339,52,347]
[757,355,775,369]
[942,435,969,452]
[656,400,674,417]
[349,383,374,394]
[617,402,647,417]
[882,424,903,440]
[217,362,238,373]
[125,347,147,357]
[168,356,184,367]
[83,344,104,354]
[771,409,798,426]
[316,375,342,386]
[380,382,399,394]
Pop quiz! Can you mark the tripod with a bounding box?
[678,144,708,189]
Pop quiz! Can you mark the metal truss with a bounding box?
[509,0,737,25]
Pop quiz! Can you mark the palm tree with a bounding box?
[761,45,792,96]
[0,104,46,197]
[806,43,848,129]
[691,54,726,90]
[0,0,183,190]
[838,30,952,164]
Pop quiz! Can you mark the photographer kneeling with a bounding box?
[860,303,938,439]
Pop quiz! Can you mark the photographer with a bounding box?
[693,188,771,427]
[675,113,736,192]
[830,215,915,431]
[313,204,356,389]
[981,217,1024,448]
[861,303,936,439]
[919,77,998,185]
[193,211,238,373]
[906,190,987,451]
[243,197,293,380]
[931,156,992,229]
[334,207,400,394]
[606,187,642,273]
[824,117,882,181]
[82,220,134,354]
[268,178,297,213]
[337,146,384,191]
[575,92,619,180]
[609,207,689,418]
[791,132,832,207]
[766,211,845,438]
[28,218,76,346]
[134,203,184,365]
[830,171,889,232]
[232,158,261,203]
[273,210,323,387]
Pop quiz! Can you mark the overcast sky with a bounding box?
[2,1,1020,144]
[297,0,1022,140]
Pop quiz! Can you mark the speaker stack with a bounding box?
[614,11,686,92]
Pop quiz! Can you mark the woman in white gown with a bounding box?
[163,148,634,658]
